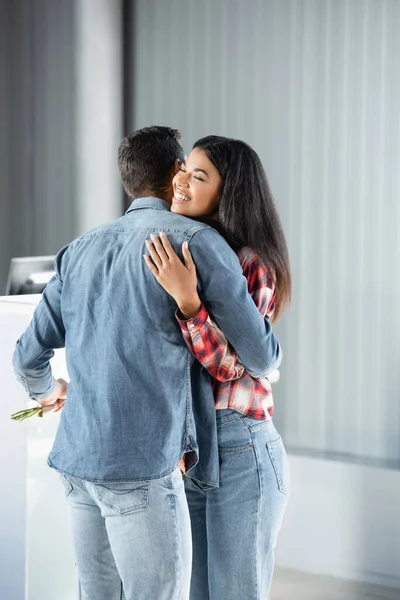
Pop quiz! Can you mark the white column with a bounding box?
[75,0,124,234]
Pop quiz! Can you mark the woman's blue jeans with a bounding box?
[184,409,290,600]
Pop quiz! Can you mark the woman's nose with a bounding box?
[175,170,189,187]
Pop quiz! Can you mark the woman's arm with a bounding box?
[144,230,281,378]
[176,248,275,382]
[144,234,277,381]
[176,304,245,381]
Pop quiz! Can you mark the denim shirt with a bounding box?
[13,198,281,487]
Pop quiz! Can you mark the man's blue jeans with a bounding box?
[60,467,192,600]
[184,409,290,600]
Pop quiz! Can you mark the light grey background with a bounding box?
[0,0,123,294]
[0,0,77,288]
[129,0,400,467]
[1,0,399,467]
[1,0,400,592]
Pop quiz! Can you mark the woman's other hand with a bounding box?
[144,232,202,319]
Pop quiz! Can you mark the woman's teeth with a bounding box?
[174,192,191,203]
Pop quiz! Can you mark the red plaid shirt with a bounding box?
[176,247,276,420]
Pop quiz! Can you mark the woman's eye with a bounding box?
[179,167,186,173]
[194,176,205,182]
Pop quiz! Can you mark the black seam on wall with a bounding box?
[27,0,35,253]
[122,0,134,211]
[123,0,134,135]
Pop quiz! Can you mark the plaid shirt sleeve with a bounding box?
[176,248,275,382]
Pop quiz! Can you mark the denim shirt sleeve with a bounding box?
[188,228,282,379]
[12,245,69,401]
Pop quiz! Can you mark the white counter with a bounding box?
[0,295,79,600]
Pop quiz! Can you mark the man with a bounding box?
[13,126,281,600]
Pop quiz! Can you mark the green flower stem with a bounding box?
[11,406,43,421]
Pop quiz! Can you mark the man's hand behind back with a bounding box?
[38,378,69,415]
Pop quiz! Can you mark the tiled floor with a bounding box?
[270,568,400,600]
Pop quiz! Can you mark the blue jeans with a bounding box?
[184,409,290,600]
[60,467,192,600]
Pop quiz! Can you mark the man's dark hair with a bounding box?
[118,126,185,200]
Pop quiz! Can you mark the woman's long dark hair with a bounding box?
[193,135,291,322]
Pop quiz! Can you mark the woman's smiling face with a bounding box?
[171,148,222,219]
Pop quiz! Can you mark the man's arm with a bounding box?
[188,228,282,379]
[12,246,69,400]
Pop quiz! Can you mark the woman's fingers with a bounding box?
[182,241,195,271]
[159,232,177,260]
[144,254,160,278]
[150,233,169,263]
[145,240,162,269]
[145,235,195,284]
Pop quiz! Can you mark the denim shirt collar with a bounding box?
[125,197,170,215]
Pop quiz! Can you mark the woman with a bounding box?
[144,136,291,600]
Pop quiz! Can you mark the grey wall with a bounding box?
[0,0,77,291]
[74,0,124,234]
[0,1,12,295]
[0,0,124,293]
[2,0,399,467]
[129,0,400,467]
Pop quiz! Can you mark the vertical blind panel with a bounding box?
[0,0,124,292]
[130,0,400,465]
[0,0,77,294]
[31,0,77,256]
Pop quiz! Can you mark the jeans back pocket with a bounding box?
[266,438,290,496]
[60,474,74,498]
[95,482,149,515]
